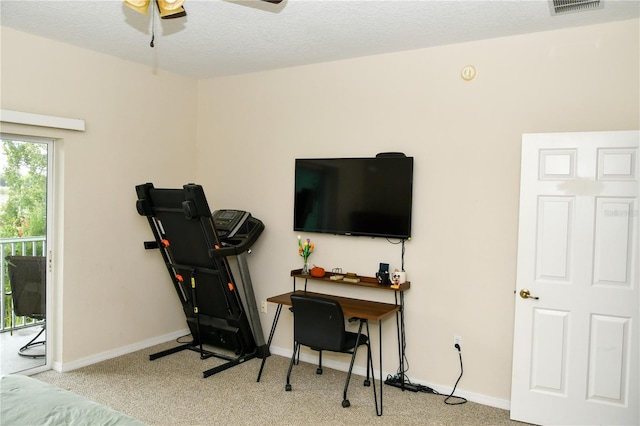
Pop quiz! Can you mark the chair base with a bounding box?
[286,322,378,413]
[18,326,46,359]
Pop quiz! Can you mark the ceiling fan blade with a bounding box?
[124,0,151,15]
[260,0,284,3]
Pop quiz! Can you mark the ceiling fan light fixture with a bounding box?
[124,0,151,15]
[156,0,186,19]
[157,0,185,11]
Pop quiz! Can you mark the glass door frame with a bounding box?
[0,133,54,375]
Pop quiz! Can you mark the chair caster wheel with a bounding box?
[364,379,371,386]
[316,368,323,375]
[342,399,350,408]
[285,384,292,391]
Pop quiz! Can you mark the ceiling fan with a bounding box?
[124,0,284,20]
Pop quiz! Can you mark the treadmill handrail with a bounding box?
[209,217,264,258]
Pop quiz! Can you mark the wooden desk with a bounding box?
[288,269,410,394]
[258,284,405,416]
[267,290,400,321]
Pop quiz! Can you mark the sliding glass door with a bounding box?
[0,135,52,374]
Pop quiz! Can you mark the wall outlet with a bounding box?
[260,300,268,314]
[453,335,462,349]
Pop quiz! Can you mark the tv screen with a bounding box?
[294,156,413,239]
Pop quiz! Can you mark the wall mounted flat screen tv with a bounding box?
[294,156,413,239]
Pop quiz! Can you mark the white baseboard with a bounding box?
[53,329,190,373]
[268,345,510,411]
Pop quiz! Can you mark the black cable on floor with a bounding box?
[386,345,467,404]
[444,345,467,405]
[176,333,192,344]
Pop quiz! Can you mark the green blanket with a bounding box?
[1,375,144,426]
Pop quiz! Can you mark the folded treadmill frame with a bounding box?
[135,183,268,378]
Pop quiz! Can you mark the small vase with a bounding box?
[302,261,310,275]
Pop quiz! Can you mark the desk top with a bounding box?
[291,269,410,291]
[267,290,400,321]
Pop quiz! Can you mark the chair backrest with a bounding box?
[290,293,346,352]
[6,256,46,318]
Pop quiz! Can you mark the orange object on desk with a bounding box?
[310,266,325,277]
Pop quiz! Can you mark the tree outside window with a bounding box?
[0,140,47,240]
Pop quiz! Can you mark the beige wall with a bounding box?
[1,27,198,366]
[196,19,639,403]
[1,17,638,405]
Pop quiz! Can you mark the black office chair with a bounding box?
[285,293,378,411]
[6,255,46,358]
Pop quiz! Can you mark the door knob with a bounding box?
[519,289,539,300]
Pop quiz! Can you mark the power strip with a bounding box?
[384,377,420,392]
[384,377,437,394]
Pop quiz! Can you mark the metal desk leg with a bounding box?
[256,303,283,382]
[362,319,383,416]
[378,320,383,416]
[395,291,407,390]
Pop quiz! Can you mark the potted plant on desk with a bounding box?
[298,235,314,275]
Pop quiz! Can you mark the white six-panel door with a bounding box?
[511,131,639,425]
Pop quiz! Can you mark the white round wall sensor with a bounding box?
[461,65,476,81]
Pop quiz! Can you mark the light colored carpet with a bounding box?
[34,341,528,425]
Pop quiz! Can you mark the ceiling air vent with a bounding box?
[549,0,604,15]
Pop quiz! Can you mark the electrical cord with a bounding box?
[385,237,406,271]
[384,237,463,405]
[386,343,467,405]
[444,344,467,405]
[398,298,409,378]
[176,333,192,344]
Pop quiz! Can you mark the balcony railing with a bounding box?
[1,237,47,333]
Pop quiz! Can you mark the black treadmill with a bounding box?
[135,183,268,378]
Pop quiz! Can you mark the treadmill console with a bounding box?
[213,210,251,238]
[211,209,264,256]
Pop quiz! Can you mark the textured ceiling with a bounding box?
[1,0,639,79]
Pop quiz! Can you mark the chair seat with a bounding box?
[312,332,367,354]
[344,331,368,351]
